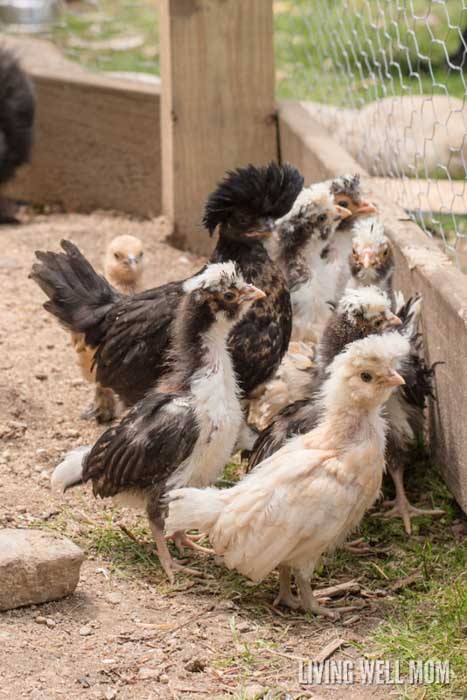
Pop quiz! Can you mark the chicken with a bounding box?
[380,296,444,534]
[327,174,377,258]
[249,286,402,468]
[72,235,145,423]
[272,182,352,342]
[0,46,35,224]
[30,163,303,409]
[336,217,395,306]
[51,262,265,582]
[166,333,409,616]
[103,235,145,295]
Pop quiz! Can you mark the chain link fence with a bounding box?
[274,0,467,271]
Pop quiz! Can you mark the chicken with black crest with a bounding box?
[30,163,303,412]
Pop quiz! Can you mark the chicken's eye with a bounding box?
[337,199,349,208]
[317,214,327,224]
[114,252,121,260]
[138,251,144,258]
[360,371,373,383]
[381,246,389,257]
[374,319,383,328]
[223,291,237,302]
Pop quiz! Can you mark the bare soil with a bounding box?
[0,211,403,699]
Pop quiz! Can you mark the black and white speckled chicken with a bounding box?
[0,46,35,223]
[249,286,402,468]
[51,263,265,581]
[30,163,303,409]
[379,295,444,534]
[336,217,396,306]
[327,174,377,258]
[271,182,352,342]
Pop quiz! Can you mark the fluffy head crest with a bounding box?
[339,286,391,320]
[183,261,244,294]
[202,162,304,235]
[330,333,409,378]
[352,217,387,248]
[329,174,362,200]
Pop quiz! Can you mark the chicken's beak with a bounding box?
[356,200,377,215]
[126,254,138,268]
[385,311,402,327]
[244,217,275,239]
[384,370,405,387]
[241,284,266,302]
[361,247,376,269]
[335,205,353,220]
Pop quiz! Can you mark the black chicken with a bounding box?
[0,46,35,223]
[31,163,303,415]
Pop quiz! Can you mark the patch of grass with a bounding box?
[274,0,466,102]
[52,0,159,76]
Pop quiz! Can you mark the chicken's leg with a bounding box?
[273,565,301,610]
[148,520,203,583]
[381,463,444,536]
[295,572,338,619]
[172,530,214,555]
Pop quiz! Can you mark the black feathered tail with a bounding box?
[30,240,121,345]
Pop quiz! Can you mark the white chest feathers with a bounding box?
[292,252,340,342]
[170,329,243,489]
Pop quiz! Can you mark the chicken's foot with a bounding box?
[295,573,339,619]
[149,521,203,583]
[273,565,301,610]
[379,466,444,535]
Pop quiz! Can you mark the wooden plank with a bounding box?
[278,100,467,514]
[160,0,277,255]
[370,177,467,215]
[2,35,162,218]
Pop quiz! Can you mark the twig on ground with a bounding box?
[313,638,347,663]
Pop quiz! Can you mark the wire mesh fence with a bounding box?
[1,1,465,269]
[274,0,467,271]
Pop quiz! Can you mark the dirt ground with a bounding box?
[0,211,432,700]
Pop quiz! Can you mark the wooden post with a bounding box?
[160,0,277,255]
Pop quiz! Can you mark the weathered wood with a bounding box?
[279,100,467,514]
[160,0,277,255]
[2,35,162,217]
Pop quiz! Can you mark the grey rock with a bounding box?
[0,529,85,611]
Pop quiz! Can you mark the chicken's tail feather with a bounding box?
[30,240,120,339]
[51,446,91,494]
[165,487,223,536]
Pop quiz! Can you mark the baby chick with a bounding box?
[328,174,377,256]
[273,182,352,342]
[103,234,145,295]
[249,286,401,468]
[166,333,409,616]
[340,217,395,306]
[72,235,145,423]
[0,46,35,223]
[51,263,264,582]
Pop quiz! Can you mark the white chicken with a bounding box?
[166,333,410,616]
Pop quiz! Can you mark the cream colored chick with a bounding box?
[73,235,145,423]
[103,234,145,295]
[166,333,409,617]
